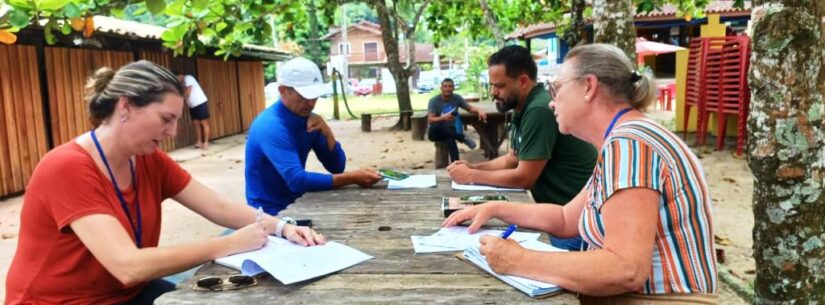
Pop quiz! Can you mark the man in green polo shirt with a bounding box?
[447,45,597,251]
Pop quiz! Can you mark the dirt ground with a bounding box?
[0,116,753,304]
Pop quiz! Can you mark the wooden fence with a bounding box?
[197,58,242,139]
[0,47,267,197]
[237,61,266,130]
[45,47,132,146]
[0,44,49,197]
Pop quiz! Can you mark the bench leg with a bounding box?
[361,113,372,132]
[434,142,450,169]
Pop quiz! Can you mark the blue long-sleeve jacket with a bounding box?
[245,101,347,215]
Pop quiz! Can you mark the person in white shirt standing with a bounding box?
[174,71,211,149]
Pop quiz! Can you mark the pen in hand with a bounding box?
[499,224,517,239]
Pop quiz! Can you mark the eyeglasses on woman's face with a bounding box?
[548,76,581,101]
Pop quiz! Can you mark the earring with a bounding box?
[120,116,127,123]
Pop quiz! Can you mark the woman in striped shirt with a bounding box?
[443,43,717,304]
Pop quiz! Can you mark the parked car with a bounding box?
[416,83,434,94]
[353,79,376,96]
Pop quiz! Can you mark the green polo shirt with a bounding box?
[510,84,597,204]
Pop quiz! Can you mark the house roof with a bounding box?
[321,20,383,40]
[323,20,433,64]
[83,16,291,60]
[506,1,751,40]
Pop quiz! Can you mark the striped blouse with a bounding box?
[578,119,717,294]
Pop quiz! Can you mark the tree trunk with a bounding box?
[748,1,825,303]
[478,0,505,48]
[373,2,412,130]
[592,0,636,66]
[561,0,586,47]
[370,0,427,130]
[306,0,323,66]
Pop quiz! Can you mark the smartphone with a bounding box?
[442,195,510,217]
[459,195,509,203]
[379,168,410,181]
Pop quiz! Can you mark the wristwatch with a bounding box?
[275,217,297,237]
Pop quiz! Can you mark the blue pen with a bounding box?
[500,224,517,239]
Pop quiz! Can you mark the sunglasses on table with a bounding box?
[194,275,257,291]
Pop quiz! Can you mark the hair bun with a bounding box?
[87,67,116,95]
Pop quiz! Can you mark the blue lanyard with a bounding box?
[604,107,634,140]
[90,129,142,248]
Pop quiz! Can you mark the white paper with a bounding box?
[463,239,567,297]
[410,235,465,253]
[451,181,524,192]
[387,174,437,189]
[411,226,541,253]
[216,237,373,285]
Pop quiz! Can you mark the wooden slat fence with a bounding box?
[0,44,49,197]
[236,61,266,130]
[44,47,132,146]
[1,46,268,198]
[196,58,242,139]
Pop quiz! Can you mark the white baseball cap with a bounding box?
[277,57,329,100]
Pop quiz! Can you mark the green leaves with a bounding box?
[145,0,165,15]
[192,0,209,10]
[0,0,329,60]
[7,0,35,10]
[62,2,82,18]
[9,9,31,28]
[43,17,57,44]
[36,0,71,11]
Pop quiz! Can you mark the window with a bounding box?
[364,42,379,61]
[338,43,351,55]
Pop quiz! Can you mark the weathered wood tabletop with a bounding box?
[155,173,579,304]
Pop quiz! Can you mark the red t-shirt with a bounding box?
[5,142,191,305]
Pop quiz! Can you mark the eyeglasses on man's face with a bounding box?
[195,275,257,291]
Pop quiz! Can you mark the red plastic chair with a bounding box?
[666,83,676,110]
[656,82,677,111]
[683,39,707,140]
[692,37,728,146]
[698,36,751,155]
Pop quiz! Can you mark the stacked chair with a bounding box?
[683,36,752,155]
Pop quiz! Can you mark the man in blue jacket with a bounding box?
[246,57,382,215]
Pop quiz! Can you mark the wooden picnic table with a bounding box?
[458,102,510,159]
[155,173,578,304]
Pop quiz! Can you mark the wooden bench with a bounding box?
[360,110,418,132]
[410,112,427,141]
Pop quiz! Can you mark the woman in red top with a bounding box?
[5,61,326,305]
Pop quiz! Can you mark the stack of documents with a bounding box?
[463,239,567,297]
[387,174,437,189]
[216,236,373,285]
[411,226,540,253]
[451,181,524,192]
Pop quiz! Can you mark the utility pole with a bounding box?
[341,4,350,91]
[307,0,322,66]
[269,15,278,49]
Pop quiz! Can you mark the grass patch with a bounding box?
[265,91,485,120]
[312,93,433,120]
